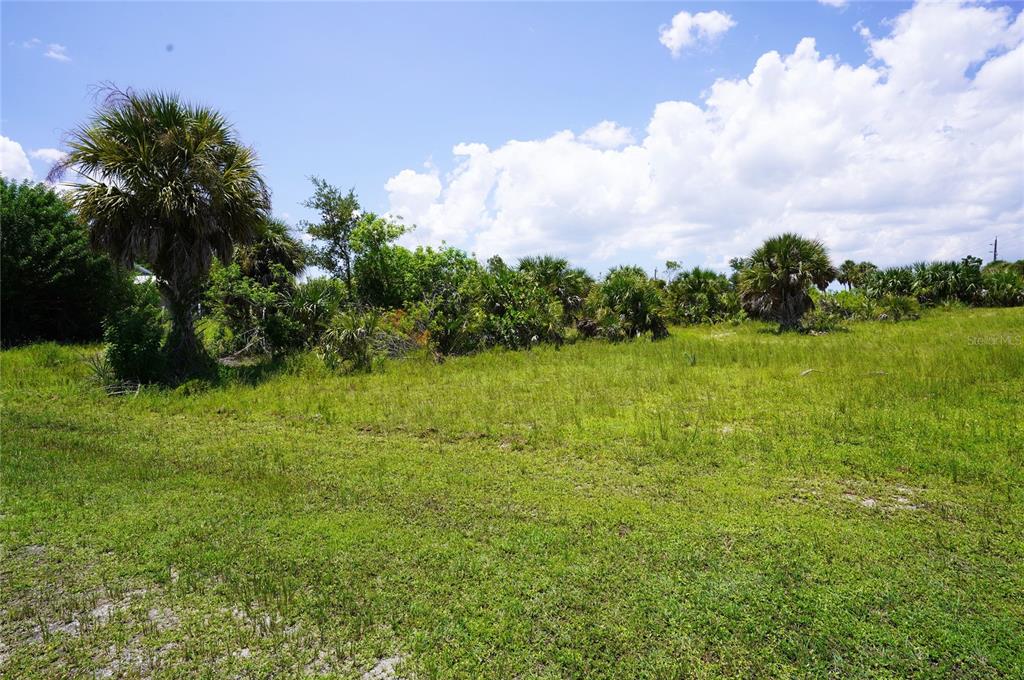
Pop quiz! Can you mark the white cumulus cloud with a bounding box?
[30,148,67,165]
[579,121,635,149]
[0,136,34,181]
[818,0,848,8]
[386,1,1024,271]
[659,10,737,57]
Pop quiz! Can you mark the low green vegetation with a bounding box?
[2,308,1022,677]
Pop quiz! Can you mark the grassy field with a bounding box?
[1,308,1022,678]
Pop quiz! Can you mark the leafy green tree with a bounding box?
[54,88,271,375]
[204,219,306,356]
[737,233,835,331]
[301,178,360,295]
[350,213,411,309]
[480,264,563,349]
[403,246,487,356]
[0,178,127,346]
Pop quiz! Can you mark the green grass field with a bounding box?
[2,308,1022,678]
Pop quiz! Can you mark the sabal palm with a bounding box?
[236,218,308,287]
[53,89,271,373]
[837,260,857,289]
[738,233,835,330]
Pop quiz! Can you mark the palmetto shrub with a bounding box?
[864,266,915,299]
[479,266,564,349]
[317,309,392,373]
[289,277,347,346]
[815,289,920,322]
[978,268,1024,307]
[665,267,741,324]
[875,294,921,321]
[866,258,986,306]
[517,255,594,325]
[588,267,669,341]
[909,257,983,304]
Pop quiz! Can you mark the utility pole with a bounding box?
[991,237,998,263]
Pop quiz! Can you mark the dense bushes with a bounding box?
[979,267,1024,307]
[665,267,741,324]
[1,178,128,346]
[7,164,1021,382]
[859,256,1024,307]
[102,282,167,383]
[587,267,668,340]
[813,290,921,323]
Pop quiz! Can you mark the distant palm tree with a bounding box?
[53,88,271,374]
[236,218,308,287]
[837,259,857,290]
[738,233,835,330]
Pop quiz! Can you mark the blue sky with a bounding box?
[2,2,1021,271]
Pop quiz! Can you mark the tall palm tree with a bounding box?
[52,88,271,374]
[738,233,835,330]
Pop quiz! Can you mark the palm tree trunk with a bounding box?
[160,283,206,377]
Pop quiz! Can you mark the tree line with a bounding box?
[3,89,1021,384]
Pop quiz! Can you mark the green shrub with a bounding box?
[665,267,741,324]
[815,289,873,320]
[205,261,301,357]
[0,178,128,346]
[403,247,488,356]
[589,267,668,340]
[103,282,167,383]
[317,309,391,373]
[799,308,847,334]
[517,255,593,325]
[866,258,987,306]
[864,267,915,299]
[289,277,347,345]
[479,265,564,349]
[815,289,920,322]
[876,294,921,322]
[979,268,1024,307]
